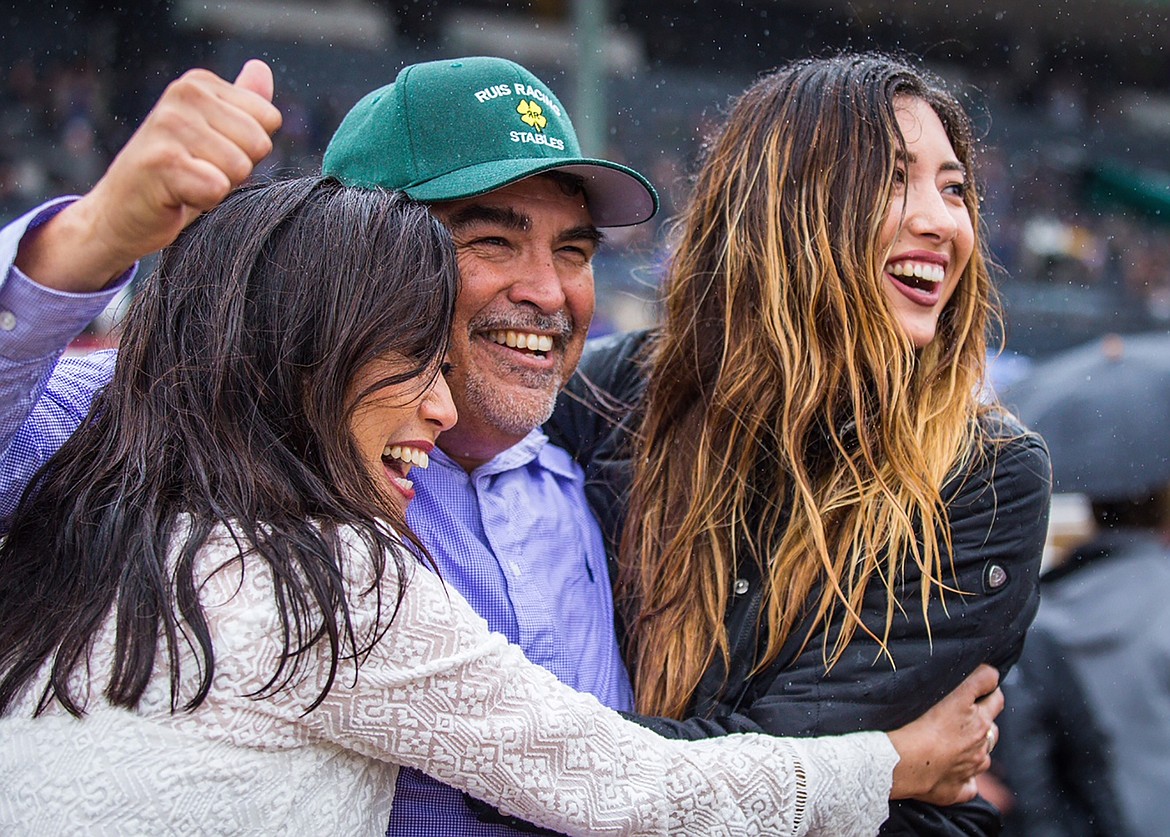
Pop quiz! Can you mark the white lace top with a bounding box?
[0,526,897,836]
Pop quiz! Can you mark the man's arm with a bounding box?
[0,206,129,528]
[14,60,280,293]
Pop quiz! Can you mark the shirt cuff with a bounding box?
[0,264,132,362]
[0,197,136,362]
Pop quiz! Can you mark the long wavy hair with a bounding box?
[621,53,1000,718]
[0,176,457,717]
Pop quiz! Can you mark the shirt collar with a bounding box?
[430,427,580,481]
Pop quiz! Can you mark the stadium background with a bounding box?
[4,0,1170,358]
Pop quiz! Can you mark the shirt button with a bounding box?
[509,560,522,577]
[985,563,1008,590]
[0,310,15,331]
[733,578,750,595]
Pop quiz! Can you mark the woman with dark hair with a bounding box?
[550,52,1051,835]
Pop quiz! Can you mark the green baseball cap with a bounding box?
[322,56,658,227]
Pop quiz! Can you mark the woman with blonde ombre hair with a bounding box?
[550,52,1051,835]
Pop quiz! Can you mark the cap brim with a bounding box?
[404,158,658,227]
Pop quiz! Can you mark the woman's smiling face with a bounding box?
[348,357,458,511]
[879,95,975,349]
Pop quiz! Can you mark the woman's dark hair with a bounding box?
[0,176,458,716]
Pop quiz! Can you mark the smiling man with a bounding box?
[321,58,658,834]
[427,177,601,469]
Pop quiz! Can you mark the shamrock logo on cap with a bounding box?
[517,100,547,132]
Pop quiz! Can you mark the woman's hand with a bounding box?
[886,664,1003,805]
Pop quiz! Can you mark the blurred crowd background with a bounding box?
[7,0,1170,352]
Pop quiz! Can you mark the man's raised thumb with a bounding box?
[234,59,274,102]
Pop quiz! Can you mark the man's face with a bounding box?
[430,176,600,470]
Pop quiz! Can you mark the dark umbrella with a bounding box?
[999,331,1170,501]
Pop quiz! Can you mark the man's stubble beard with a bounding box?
[457,305,577,439]
[460,353,566,439]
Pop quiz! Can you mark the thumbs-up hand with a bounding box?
[16,60,283,292]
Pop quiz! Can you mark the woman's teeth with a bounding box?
[382,445,430,475]
[887,261,945,283]
[487,330,554,353]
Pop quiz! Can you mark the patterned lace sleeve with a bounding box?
[197,539,896,836]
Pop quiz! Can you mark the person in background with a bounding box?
[549,52,1051,835]
[979,624,1130,837]
[1019,485,1170,837]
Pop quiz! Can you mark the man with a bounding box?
[322,57,656,834]
[1018,488,1170,837]
[0,55,657,835]
[980,625,1129,837]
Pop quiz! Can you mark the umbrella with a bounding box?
[999,331,1170,501]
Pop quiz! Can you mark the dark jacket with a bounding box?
[992,624,1131,837]
[547,329,1053,836]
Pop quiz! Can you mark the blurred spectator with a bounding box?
[0,56,50,137]
[1044,67,1089,133]
[49,115,105,193]
[46,57,107,138]
[981,624,1131,837]
[1024,486,1170,837]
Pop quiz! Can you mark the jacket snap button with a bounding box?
[733,578,749,595]
[985,563,1008,590]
